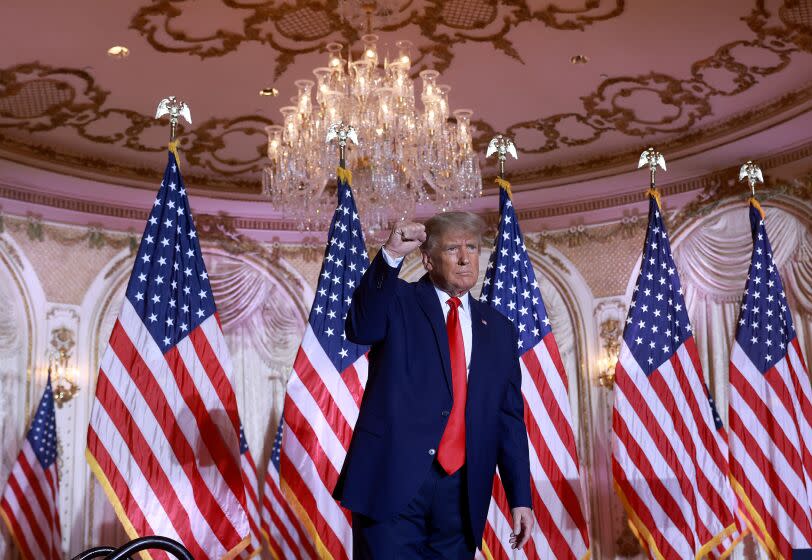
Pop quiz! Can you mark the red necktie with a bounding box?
[437,296,467,474]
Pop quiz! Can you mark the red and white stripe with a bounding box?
[0,441,61,560]
[729,337,812,558]
[482,333,590,560]
[280,324,367,560]
[239,450,262,558]
[261,453,318,560]
[613,337,739,559]
[87,299,249,559]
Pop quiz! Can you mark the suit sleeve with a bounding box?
[497,326,532,510]
[345,250,403,345]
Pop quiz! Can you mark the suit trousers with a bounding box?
[352,462,477,559]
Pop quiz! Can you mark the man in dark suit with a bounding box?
[334,212,534,558]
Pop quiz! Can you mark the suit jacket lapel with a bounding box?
[415,276,453,395]
[468,298,487,390]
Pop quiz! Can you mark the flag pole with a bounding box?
[739,160,764,200]
[327,121,357,169]
[155,95,192,146]
[486,134,518,195]
[638,147,667,207]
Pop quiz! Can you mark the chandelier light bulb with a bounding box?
[263,32,482,231]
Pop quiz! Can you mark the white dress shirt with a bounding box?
[380,247,472,374]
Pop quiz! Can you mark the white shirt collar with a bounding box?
[433,286,470,314]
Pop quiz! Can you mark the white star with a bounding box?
[325,327,334,337]
[157,256,167,266]
[163,336,171,346]
[145,234,154,244]
[198,289,208,299]
[152,294,160,304]
[189,230,197,239]
[196,308,205,318]
[149,313,158,323]
[155,275,164,285]
[184,286,191,295]
[149,216,158,226]
[200,271,208,280]
[166,317,174,327]
[138,272,147,282]
[180,323,188,332]
[327,310,337,319]
[314,305,323,314]
[164,218,173,228]
[186,248,194,258]
[141,253,151,263]
[167,200,176,209]
[135,292,144,301]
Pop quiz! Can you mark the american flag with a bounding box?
[611,191,741,559]
[479,180,590,560]
[86,146,250,559]
[278,167,369,560]
[261,418,318,560]
[728,200,812,559]
[0,375,61,560]
[238,427,262,558]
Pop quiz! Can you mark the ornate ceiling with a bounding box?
[0,0,811,225]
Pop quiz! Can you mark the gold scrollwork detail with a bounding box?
[0,62,274,189]
[129,1,624,77]
[473,4,804,159]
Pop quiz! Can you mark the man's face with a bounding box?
[422,229,480,296]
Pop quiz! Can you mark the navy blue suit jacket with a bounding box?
[334,251,531,542]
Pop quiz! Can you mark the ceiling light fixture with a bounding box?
[259,87,279,97]
[107,45,130,59]
[570,54,589,65]
[262,1,481,232]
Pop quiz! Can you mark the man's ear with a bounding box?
[421,250,433,272]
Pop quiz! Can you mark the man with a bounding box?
[334,212,533,558]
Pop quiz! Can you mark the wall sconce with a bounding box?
[49,327,79,407]
[597,355,618,389]
[597,318,622,389]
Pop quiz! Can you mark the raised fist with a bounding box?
[382,222,426,259]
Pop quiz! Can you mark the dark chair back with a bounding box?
[71,536,193,560]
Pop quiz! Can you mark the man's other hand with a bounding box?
[383,222,426,259]
[509,507,534,550]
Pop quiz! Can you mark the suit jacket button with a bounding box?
[441,410,450,417]
[428,448,436,456]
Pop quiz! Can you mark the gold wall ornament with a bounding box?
[49,327,79,407]
[597,317,622,389]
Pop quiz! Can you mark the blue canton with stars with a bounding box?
[311,172,369,373]
[270,419,283,472]
[480,186,551,354]
[622,196,693,376]
[28,375,57,468]
[125,150,215,350]
[238,425,250,456]
[735,203,796,374]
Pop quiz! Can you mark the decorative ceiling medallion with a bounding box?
[129,0,624,76]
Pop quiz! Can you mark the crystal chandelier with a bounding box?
[262,33,482,232]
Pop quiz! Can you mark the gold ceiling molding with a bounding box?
[130,0,624,76]
[473,2,808,162]
[0,62,273,189]
[0,140,810,234]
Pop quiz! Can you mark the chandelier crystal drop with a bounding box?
[262,35,482,232]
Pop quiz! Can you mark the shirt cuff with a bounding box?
[380,246,404,268]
